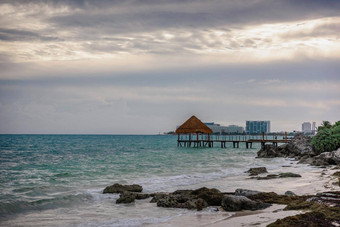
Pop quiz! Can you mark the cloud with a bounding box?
[0,28,59,42]
[0,0,339,133]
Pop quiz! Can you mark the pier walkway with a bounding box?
[177,134,291,149]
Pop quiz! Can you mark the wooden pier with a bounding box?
[177,134,291,149]
[175,115,290,149]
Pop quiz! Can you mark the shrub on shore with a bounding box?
[311,121,340,153]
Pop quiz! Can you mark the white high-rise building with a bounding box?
[312,122,317,134]
[302,122,312,133]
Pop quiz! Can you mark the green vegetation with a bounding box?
[311,121,340,153]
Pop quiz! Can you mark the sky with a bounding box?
[0,0,339,134]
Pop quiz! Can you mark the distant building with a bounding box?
[246,121,271,134]
[225,125,244,134]
[204,122,227,134]
[302,122,312,134]
[204,123,244,134]
[312,122,317,134]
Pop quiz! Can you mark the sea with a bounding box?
[0,134,313,226]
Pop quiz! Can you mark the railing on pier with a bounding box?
[177,134,291,148]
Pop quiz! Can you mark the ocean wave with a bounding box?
[134,167,246,192]
[0,193,92,218]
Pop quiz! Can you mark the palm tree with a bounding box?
[318,121,332,131]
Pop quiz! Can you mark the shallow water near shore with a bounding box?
[0,135,320,226]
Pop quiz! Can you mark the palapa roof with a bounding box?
[175,115,213,134]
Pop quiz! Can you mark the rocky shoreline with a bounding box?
[257,133,340,166]
[103,169,340,226]
[103,134,340,226]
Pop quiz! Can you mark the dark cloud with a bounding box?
[0,28,59,42]
[45,0,340,33]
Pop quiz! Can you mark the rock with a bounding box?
[150,193,168,203]
[116,191,137,204]
[254,173,301,180]
[279,172,301,178]
[285,191,297,196]
[332,171,340,177]
[311,148,340,166]
[267,212,337,227]
[116,191,150,203]
[191,187,224,206]
[154,187,222,210]
[136,193,150,200]
[286,133,316,156]
[221,195,271,211]
[257,145,283,158]
[257,134,317,160]
[156,193,208,210]
[246,167,268,176]
[255,174,279,180]
[315,192,339,198]
[297,155,315,165]
[103,183,143,194]
[235,189,261,197]
[196,199,203,211]
[331,148,340,165]
[312,152,334,166]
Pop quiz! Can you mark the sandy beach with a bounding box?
[149,162,340,227]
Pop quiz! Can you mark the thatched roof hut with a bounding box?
[175,115,213,134]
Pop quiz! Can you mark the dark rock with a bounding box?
[246,167,268,176]
[257,134,317,160]
[221,195,271,211]
[297,155,315,165]
[136,193,150,200]
[254,172,301,180]
[312,152,334,166]
[312,149,340,166]
[255,174,279,180]
[103,183,143,194]
[156,192,209,210]
[235,189,261,197]
[196,199,203,211]
[150,193,168,203]
[257,144,283,158]
[285,191,297,196]
[279,172,301,178]
[315,192,339,198]
[286,133,315,156]
[153,187,223,210]
[332,148,340,165]
[116,191,137,204]
[267,212,337,227]
[332,171,340,177]
[191,187,224,206]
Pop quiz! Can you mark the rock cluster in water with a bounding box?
[103,184,270,211]
[257,134,340,166]
[103,183,148,204]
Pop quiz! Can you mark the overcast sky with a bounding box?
[0,0,339,134]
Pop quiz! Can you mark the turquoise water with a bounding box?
[0,135,291,226]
